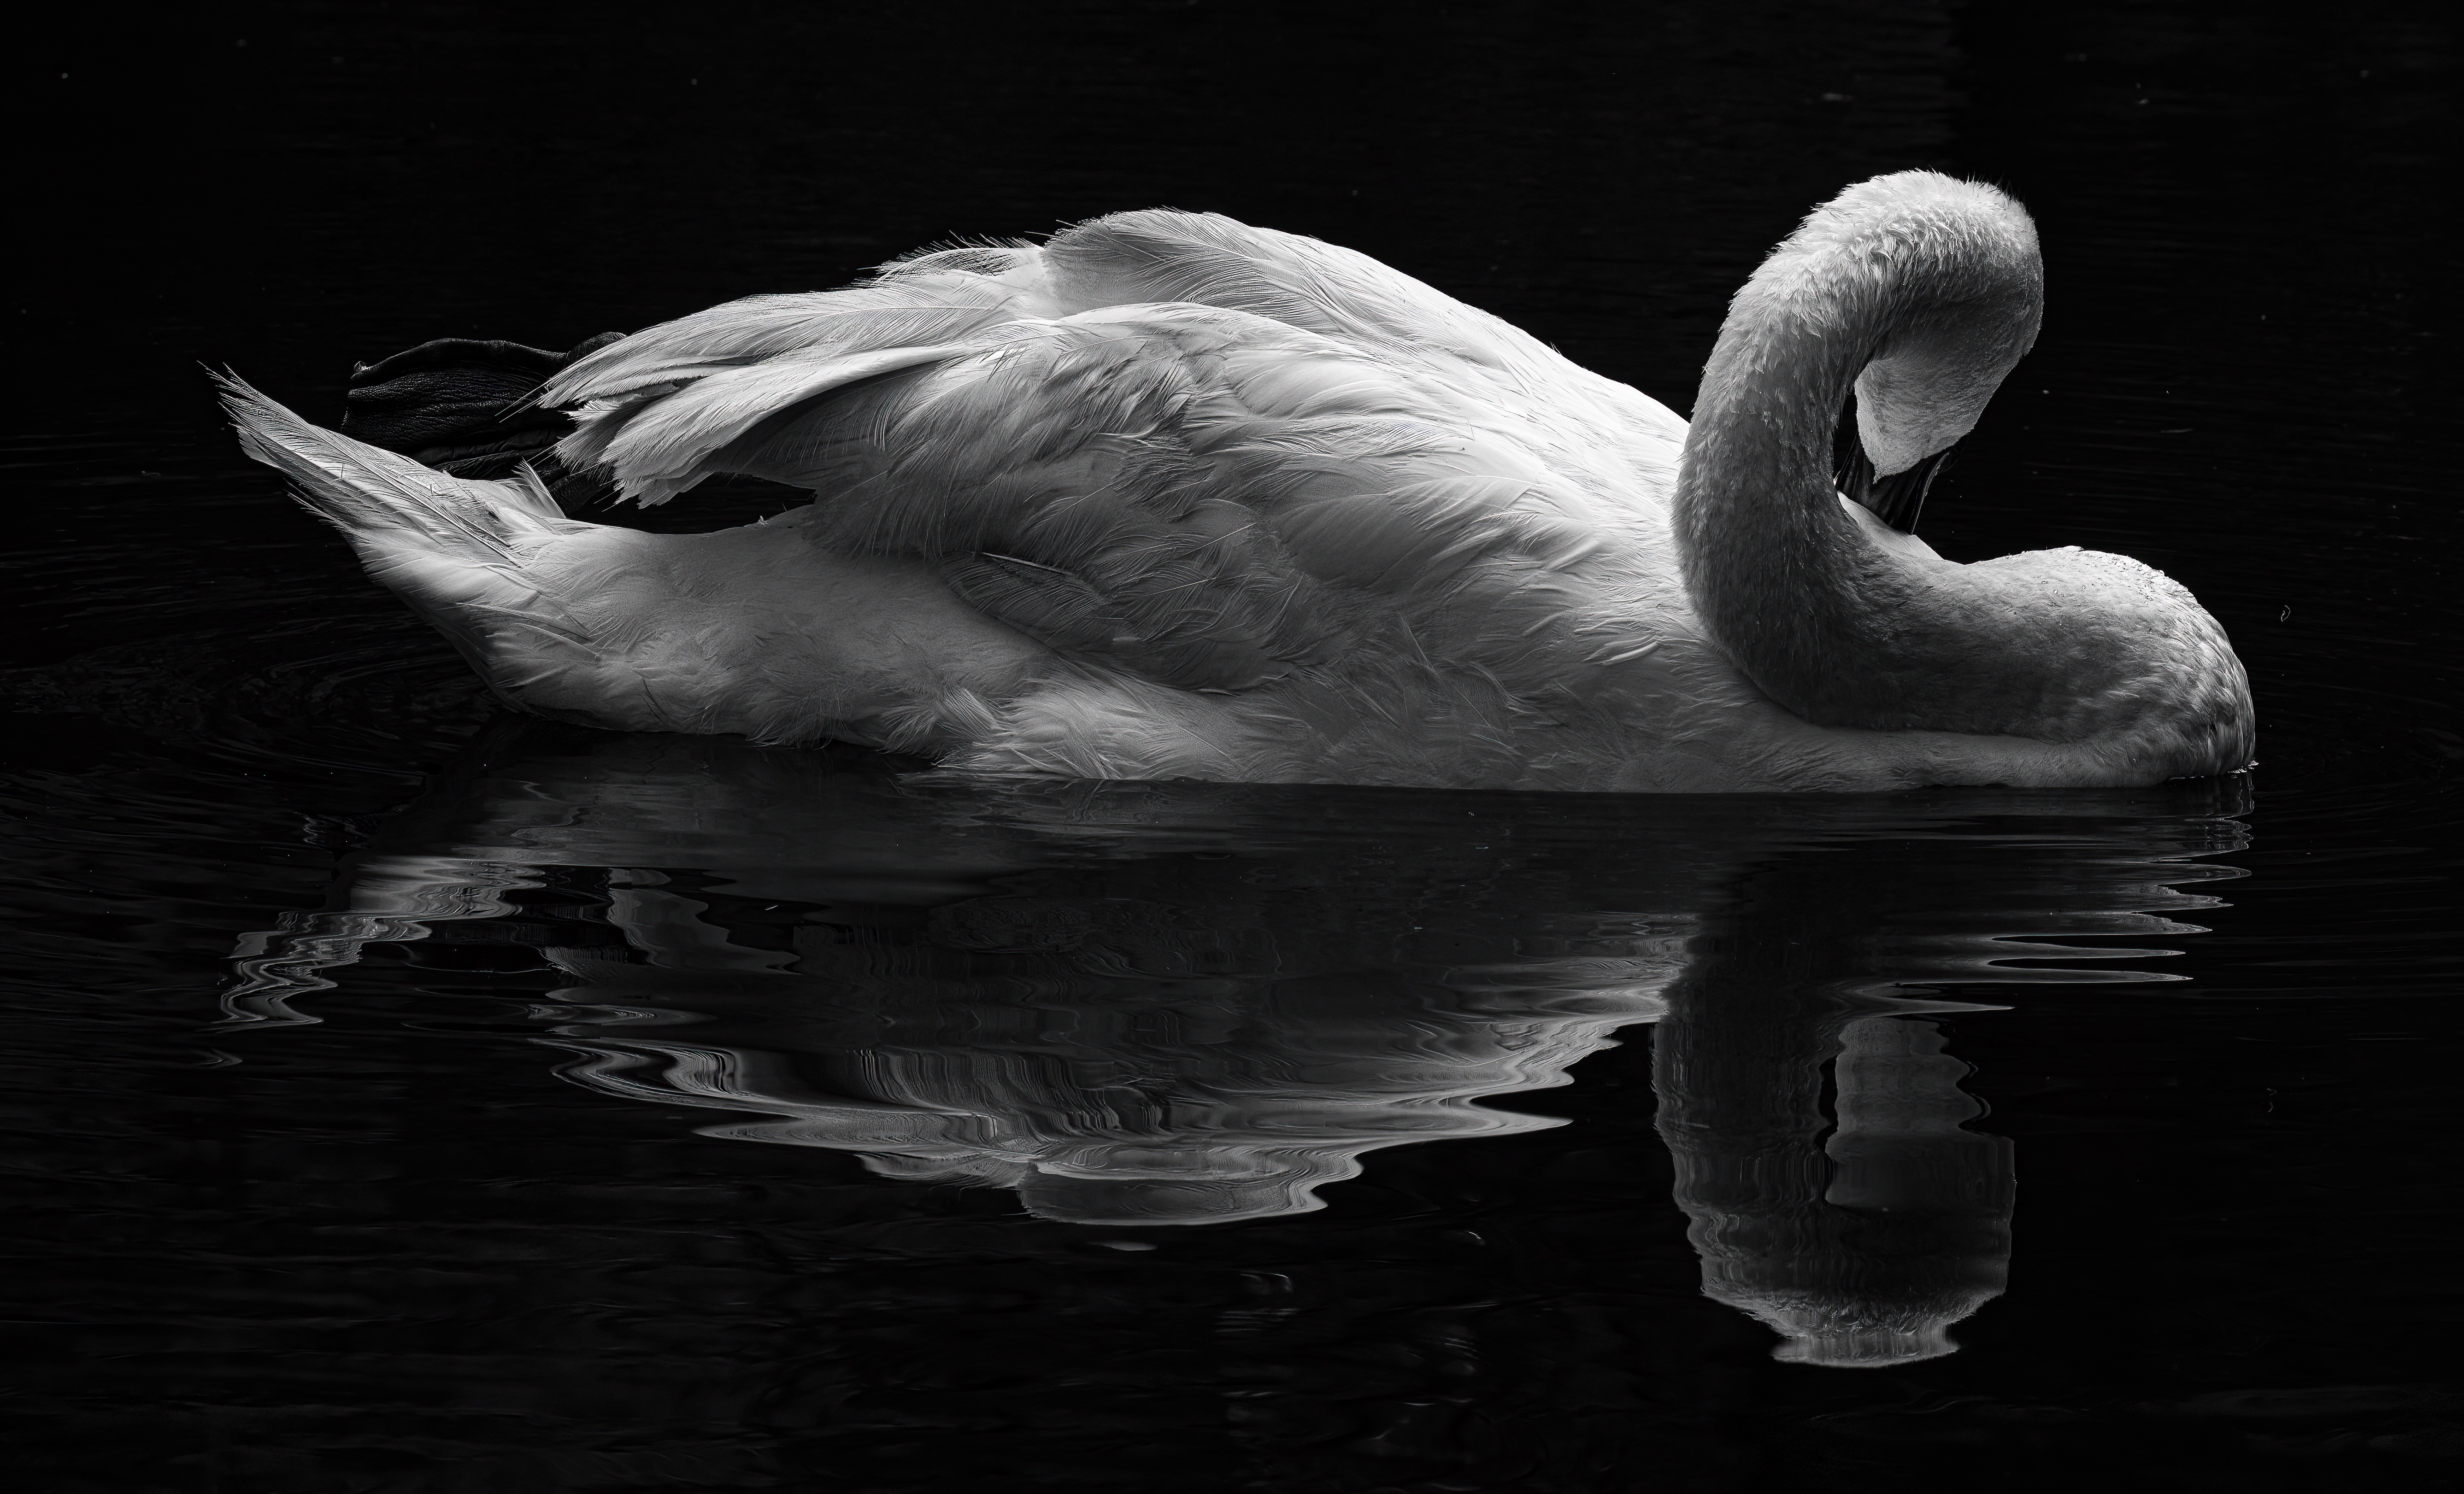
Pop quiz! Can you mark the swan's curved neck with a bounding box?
[1676,176,2065,739]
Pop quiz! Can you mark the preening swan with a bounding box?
[223,170,2252,791]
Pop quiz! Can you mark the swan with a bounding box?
[221,170,2253,791]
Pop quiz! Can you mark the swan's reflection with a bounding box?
[231,722,2245,1366]
[1659,1000,2017,1367]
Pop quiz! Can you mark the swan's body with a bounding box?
[225,172,2252,791]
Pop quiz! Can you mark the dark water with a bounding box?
[8,2,2460,1489]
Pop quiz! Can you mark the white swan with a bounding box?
[222,170,2252,791]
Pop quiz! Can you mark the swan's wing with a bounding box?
[559,298,1637,696]
[1040,211,1689,457]
[539,252,1056,505]
[1041,211,1560,375]
[543,212,1684,510]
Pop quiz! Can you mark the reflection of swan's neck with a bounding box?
[1656,995,2015,1368]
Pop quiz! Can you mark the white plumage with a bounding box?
[223,172,2253,791]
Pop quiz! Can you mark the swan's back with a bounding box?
[1041,211,1571,375]
[534,211,1695,721]
[546,211,1684,502]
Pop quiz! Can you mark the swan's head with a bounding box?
[1685,170,2250,763]
[1741,170,2045,527]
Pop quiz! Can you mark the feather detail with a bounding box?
[220,372,570,556]
[581,344,978,505]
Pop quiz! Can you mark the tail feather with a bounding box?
[217,372,571,557]
[218,372,616,708]
[219,369,988,746]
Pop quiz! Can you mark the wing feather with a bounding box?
[539,212,1665,697]
[1043,210,1571,381]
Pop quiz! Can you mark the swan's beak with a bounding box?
[1836,442,1954,535]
